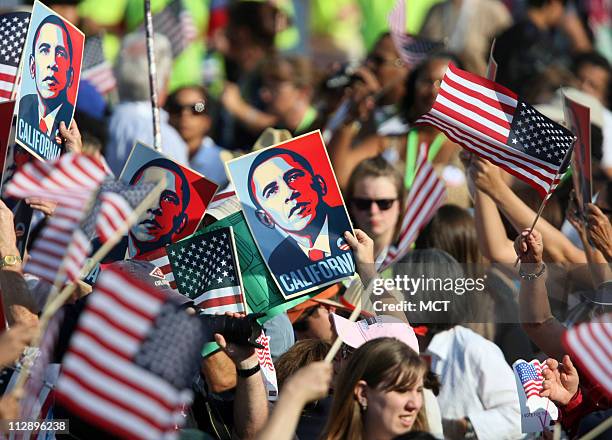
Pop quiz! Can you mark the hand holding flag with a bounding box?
[415,63,575,199]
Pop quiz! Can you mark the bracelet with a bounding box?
[519,263,546,280]
[237,363,260,378]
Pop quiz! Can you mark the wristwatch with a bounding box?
[0,255,21,268]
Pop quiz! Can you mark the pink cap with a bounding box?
[331,314,420,354]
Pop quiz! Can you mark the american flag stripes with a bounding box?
[63,228,93,282]
[150,0,198,58]
[0,12,29,102]
[415,63,575,198]
[4,153,107,208]
[4,154,108,283]
[166,227,246,313]
[562,314,612,398]
[95,192,132,243]
[54,267,207,440]
[80,179,155,243]
[381,145,446,270]
[81,34,116,95]
[15,309,64,438]
[387,0,444,67]
[515,360,545,399]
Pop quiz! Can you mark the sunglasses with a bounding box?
[367,54,404,68]
[352,198,397,211]
[167,101,206,116]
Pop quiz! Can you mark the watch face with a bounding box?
[3,256,18,265]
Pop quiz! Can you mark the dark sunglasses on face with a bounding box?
[167,101,206,116]
[352,198,397,211]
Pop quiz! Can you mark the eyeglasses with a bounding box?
[367,54,404,68]
[167,101,206,116]
[352,198,397,211]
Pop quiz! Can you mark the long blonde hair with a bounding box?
[323,338,428,440]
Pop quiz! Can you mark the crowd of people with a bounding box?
[0,0,611,439]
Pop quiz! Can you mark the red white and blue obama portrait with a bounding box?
[227,131,355,299]
[120,142,218,258]
[16,1,84,161]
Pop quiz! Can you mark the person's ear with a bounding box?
[354,380,368,409]
[255,209,275,229]
[314,175,327,196]
[67,66,74,89]
[29,54,35,79]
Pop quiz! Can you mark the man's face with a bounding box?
[251,154,321,232]
[31,23,71,100]
[130,166,186,243]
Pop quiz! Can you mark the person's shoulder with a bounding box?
[19,93,36,111]
[455,326,507,361]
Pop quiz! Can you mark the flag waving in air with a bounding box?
[415,63,575,198]
[381,145,446,271]
[4,153,108,283]
[387,0,444,68]
[54,266,208,440]
[563,314,612,398]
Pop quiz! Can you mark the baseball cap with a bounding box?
[287,284,342,323]
[331,314,420,354]
[106,260,194,308]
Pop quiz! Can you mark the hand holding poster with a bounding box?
[15,1,84,161]
[120,141,218,258]
[226,130,355,299]
[563,93,592,218]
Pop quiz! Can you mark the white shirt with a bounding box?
[601,107,612,168]
[295,216,331,258]
[37,99,62,136]
[189,136,229,188]
[105,101,188,176]
[426,326,522,440]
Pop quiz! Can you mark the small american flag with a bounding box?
[415,63,575,198]
[80,178,155,242]
[167,227,246,313]
[387,0,444,67]
[4,154,108,283]
[81,34,116,95]
[563,314,612,398]
[15,309,64,438]
[136,246,177,291]
[0,12,29,102]
[515,361,544,399]
[381,146,446,270]
[150,0,198,58]
[54,266,208,440]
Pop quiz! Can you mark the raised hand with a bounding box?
[514,228,544,266]
[540,355,579,406]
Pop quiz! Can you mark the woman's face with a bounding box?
[362,376,424,438]
[413,58,451,117]
[168,88,210,147]
[351,176,400,240]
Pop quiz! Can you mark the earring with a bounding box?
[360,400,367,412]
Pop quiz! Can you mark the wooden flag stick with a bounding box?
[12,179,165,393]
[144,0,162,152]
[324,278,364,363]
[577,417,612,440]
[44,177,166,320]
[513,140,576,266]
